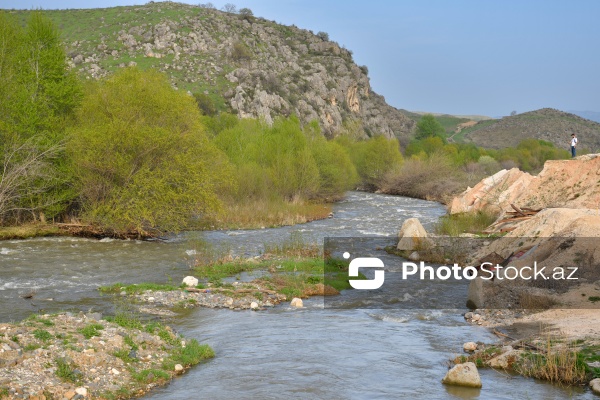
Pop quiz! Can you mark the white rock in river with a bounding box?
[442,362,482,388]
[182,276,199,287]
[250,301,259,309]
[589,378,600,394]
[290,298,303,308]
[463,342,478,352]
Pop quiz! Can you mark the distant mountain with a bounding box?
[7,2,414,142]
[462,108,600,152]
[568,110,600,123]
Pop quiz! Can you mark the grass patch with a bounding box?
[0,387,8,399]
[99,282,180,294]
[0,223,61,240]
[435,210,498,236]
[104,312,143,330]
[27,314,55,327]
[132,368,170,384]
[79,323,104,339]
[516,341,587,385]
[33,329,53,342]
[167,339,214,368]
[55,358,81,383]
[113,348,137,364]
[205,198,332,230]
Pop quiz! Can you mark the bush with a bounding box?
[69,68,231,235]
[316,31,329,41]
[415,114,445,140]
[379,152,466,202]
[434,210,498,236]
[231,41,252,62]
[345,135,403,190]
[193,92,217,116]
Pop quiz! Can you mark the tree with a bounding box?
[239,8,254,22]
[0,12,81,223]
[69,68,231,235]
[316,31,329,41]
[198,2,215,8]
[415,114,445,140]
[222,3,237,13]
[510,110,517,116]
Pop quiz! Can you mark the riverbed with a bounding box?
[0,192,593,399]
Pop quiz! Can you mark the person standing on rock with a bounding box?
[570,133,578,158]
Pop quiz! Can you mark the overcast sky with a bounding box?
[2,0,599,117]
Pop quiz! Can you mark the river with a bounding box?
[0,192,592,399]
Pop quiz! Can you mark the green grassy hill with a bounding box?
[4,2,415,142]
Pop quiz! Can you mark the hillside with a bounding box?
[5,2,414,142]
[462,108,600,151]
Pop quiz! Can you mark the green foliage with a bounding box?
[415,114,446,140]
[238,8,254,22]
[213,116,322,200]
[316,31,329,41]
[193,92,217,116]
[342,135,403,189]
[435,210,498,236]
[0,12,81,222]
[231,40,252,62]
[68,68,231,234]
[79,323,104,339]
[33,329,53,342]
[55,358,81,383]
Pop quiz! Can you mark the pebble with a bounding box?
[111,368,120,375]
[174,364,184,372]
[250,302,259,309]
[75,387,87,397]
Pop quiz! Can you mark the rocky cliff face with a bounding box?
[30,2,414,141]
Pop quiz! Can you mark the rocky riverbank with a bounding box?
[0,312,213,399]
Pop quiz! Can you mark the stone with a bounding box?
[408,251,420,261]
[463,342,477,352]
[290,298,303,308]
[397,218,430,251]
[250,302,259,309]
[111,368,120,375]
[464,312,473,320]
[488,350,522,369]
[590,378,600,395]
[442,362,482,388]
[75,387,87,397]
[64,391,76,400]
[174,364,184,372]
[182,276,199,287]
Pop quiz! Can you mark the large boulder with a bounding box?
[182,276,199,287]
[442,362,482,388]
[397,218,430,251]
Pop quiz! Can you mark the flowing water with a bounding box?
[0,192,592,399]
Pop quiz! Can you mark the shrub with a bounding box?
[316,31,329,41]
[346,135,403,190]
[68,68,231,235]
[231,41,252,62]
[193,92,217,116]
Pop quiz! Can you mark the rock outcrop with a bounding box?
[451,154,600,217]
[31,2,415,142]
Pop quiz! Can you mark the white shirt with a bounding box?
[571,137,578,146]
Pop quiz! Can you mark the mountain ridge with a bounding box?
[6,2,415,143]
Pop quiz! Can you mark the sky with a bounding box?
[2,0,599,117]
